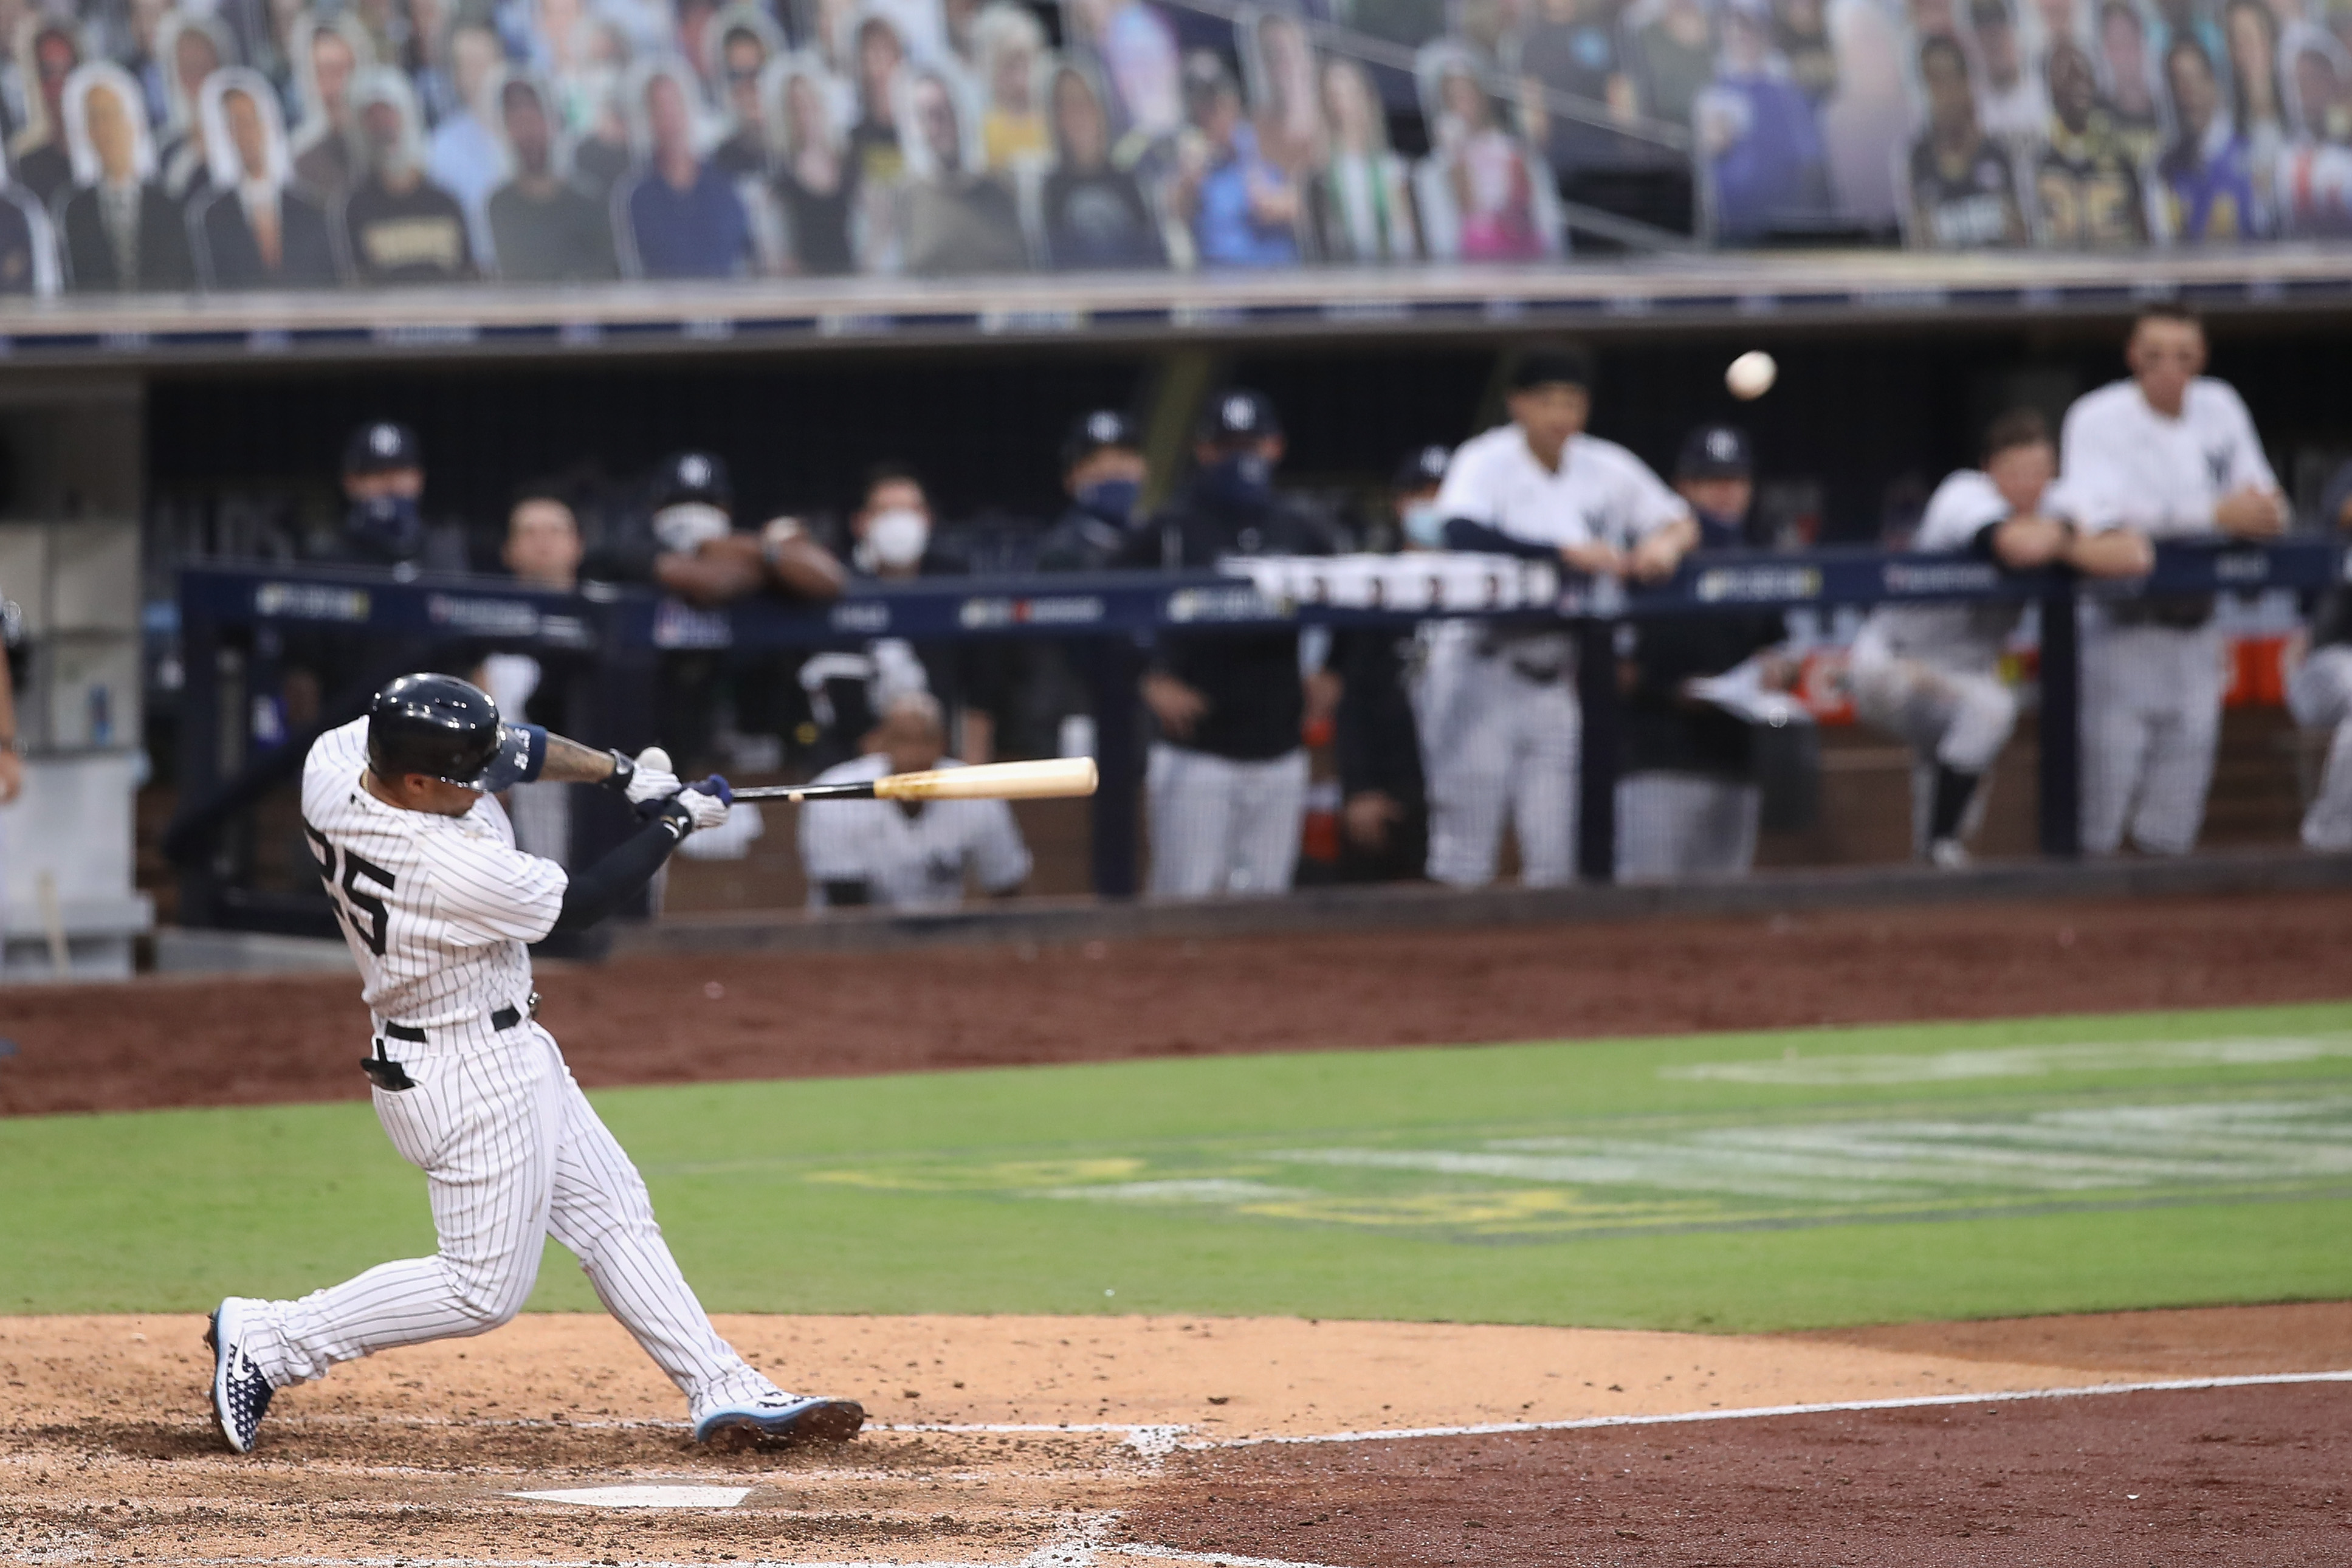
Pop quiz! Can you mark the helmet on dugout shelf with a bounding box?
[366,673,535,791]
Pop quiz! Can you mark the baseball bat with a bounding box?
[730,757,1099,805]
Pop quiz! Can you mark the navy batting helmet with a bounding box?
[366,674,538,791]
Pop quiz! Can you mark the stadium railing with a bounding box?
[161,537,2345,929]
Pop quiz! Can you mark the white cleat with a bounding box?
[205,1298,275,1454]
[692,1392,865,1448]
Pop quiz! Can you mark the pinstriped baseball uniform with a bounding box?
[1849,469,2029,850]
[797,753,1031,909]
[2060,376,2276,855]
[1422,425,1688,887]
[232,718,785,1419]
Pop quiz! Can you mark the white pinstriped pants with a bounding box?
[241,1023,774,1412]
[1146,743,1309,898]
[2079,621,2224,857]
[1416,653,1579,889]
[1615,773,1760,883]
[2288,644,2352,851]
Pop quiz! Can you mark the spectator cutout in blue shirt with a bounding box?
[1171,52,1301,267]
[618,61,752,278]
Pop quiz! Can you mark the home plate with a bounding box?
[508,1484,752,1508]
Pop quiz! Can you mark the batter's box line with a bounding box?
[1095,1550,1350,1568]
[1206,1368,2352,1448]
[235,1415,1180,1442]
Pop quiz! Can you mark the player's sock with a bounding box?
[1928,765,1980,845]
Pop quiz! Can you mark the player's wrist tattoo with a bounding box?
[537,734,626,786]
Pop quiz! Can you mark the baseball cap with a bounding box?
[648,450,732,509]
[1198,388,1281,443]
[1677,423,1753,481]
[1062,408,1141,471]
[1393,443,1452,490]
[343,420,421,475]
[1508,344,1595,393]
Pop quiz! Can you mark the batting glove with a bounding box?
[613,745,683,808]
[676,778,734,834]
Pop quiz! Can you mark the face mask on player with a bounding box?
[651,501,732,555]
[1400,500,1446,549]
[1198,449,1274,509]
[345,493,424,562]
[864,507,930,570]
[1075,476,1143,528]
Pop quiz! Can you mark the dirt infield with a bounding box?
[2,1305,2345,1566]
[6,887,2352,1116]
[1124,1381,2352,1566]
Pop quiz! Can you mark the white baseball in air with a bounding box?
[638,746,671,772]
[1726,350,1778,401]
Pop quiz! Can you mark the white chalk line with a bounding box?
[178,1415,1151,1435]
[1208,1367,2352,1447]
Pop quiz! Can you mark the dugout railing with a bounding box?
[163,538,2347,930]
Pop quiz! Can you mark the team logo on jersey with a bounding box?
[2206,448,2233,488]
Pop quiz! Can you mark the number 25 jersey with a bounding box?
[299,718,568,1026]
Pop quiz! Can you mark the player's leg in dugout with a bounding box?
[240,1026,563,1386]
[1615,771,1756,882]
[2288,644,2352,849]
[1615,771,1700,883]
[1147,741,1238,898]
[1508,675,1580,886]
[2125,624,2224,855]
[1222,747,1310,895]
[1420,652,1518,887]
[2078,623,2161,856]
[541,1034,778,1408]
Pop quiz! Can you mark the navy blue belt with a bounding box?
[366,997,534,1091]
[382,1003,523,1044]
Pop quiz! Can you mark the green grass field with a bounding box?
[6,1000,2350,1332]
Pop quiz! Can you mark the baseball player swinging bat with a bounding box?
[731,757,1098,804]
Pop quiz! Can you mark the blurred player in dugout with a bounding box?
[593,449,845,778]
[798,690,1031,911]
[1614,425,1796,883]
[1849,408,2148,866]
[1329,443,1451,882]
[2058,304,2285,856]
[1423,345,1697,887]
[1118,390,1338,898]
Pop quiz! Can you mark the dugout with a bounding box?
[4,255,2352,966]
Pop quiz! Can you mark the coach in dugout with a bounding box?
[2059,303,2286,856]
[1037,409,1150,571]
[1422,344,1697,887]
[799,690,1031,910]
[1117,390,1338,898]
